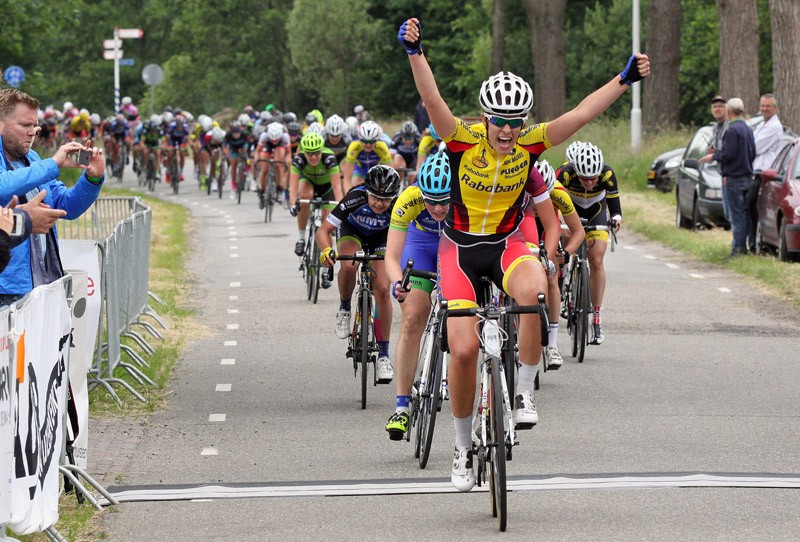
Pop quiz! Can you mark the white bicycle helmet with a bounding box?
[150,114,162,125]
[259,110,270,121]
[534,160,556,192]
[565,141,585,164]
[162,111,174,124]
[198,115,213,132]
[63,101,73,112]
[183,111,194,122]
[479,71,533,118]
[325,114,346,136]
[90,113,101,126]
[358,120,382,141]
[267,122,284,141]
[238,113,251,126]
[211,126,226,144]
[574,143,604,178]
[121,96,132,105]
[306,122,325,135]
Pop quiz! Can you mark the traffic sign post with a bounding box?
[3,66,25,88]
[104,27,143,112]
[142,64,164,116]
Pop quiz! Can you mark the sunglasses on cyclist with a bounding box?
[366,191,394,202]
[361,139,377,145]
[485,114,527,129]
[422,196,450,207]
[304,150,322,156]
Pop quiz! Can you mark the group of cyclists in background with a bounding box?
[34,17,649,501]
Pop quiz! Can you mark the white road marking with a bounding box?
[224,341,237,347]
[623,245,635,250]
[200,448,218,456]
[99,473,800,505]
[227,324,239,330]
[644,255,656,260]
[221,359,235,365]
[229,295,238,301]
[230,254,239,258]
[227,309,239,314]
[718,287,731,293]
[209,414,227,422]
[689,273,704,279]
[230,246,238,250]
[226,220,234,224]
[229,237,237,242]
[215,384,232,392]
[665,263,680,269]
[229,282,241,288]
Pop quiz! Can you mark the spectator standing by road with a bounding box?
[749,93,783,252]
[699,98,755,257]
[708,95,729,220]
[0,88,105,305]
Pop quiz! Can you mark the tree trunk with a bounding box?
[643,0,681,132]
[523,0,567,121]
[491,0,505,74]
[769,0,800,131]
[717,0,760,115]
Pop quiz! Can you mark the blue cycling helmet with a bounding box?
[417,152,451,196]
[428,123,440,141]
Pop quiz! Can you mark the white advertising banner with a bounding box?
[60,239,102,352]
[66,270,91,470]
[0,306,13,524]
[9,281,72,535]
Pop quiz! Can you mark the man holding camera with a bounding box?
[0,88,105,306]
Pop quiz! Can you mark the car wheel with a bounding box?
[675,191,691,229]
[779,222,799,262]
[690,196,703,231]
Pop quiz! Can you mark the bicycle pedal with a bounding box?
[387,429,405,441]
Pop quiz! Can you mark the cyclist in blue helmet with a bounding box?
[384,151,452,440]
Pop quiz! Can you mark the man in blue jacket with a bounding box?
[699,97,756,257]
[0,88,105,305]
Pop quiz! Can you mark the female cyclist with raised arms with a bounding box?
[384,152,451,440]
[398,17,649,491]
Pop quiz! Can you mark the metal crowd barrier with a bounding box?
[57,197,167,406]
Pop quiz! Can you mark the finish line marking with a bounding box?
[99,473,800,506]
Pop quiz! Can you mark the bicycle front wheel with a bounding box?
[171,159,180,194]
[488,357,508,531]
[310,241,321,304]
[576,262,590,363]
[359,291,372,410]
[265,177,276,223]
[418,341,442,469]
[237,164,245,204]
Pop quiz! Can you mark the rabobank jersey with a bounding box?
[442,118,550,245]
[326,185,394,237]
[390,184,443,237]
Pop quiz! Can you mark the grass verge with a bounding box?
[8,184,194,541]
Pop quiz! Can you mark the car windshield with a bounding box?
[686,127,713,160]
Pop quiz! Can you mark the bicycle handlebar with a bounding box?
[336,252,385,262]
[410,269,438,281]
[447,292,547,318]
[298,198,338,205]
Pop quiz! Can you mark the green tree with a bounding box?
[288,0,382,118]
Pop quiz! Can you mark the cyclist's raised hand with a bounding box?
[398,18,422,55]
[320,246,336,267]
[619,53,650,86]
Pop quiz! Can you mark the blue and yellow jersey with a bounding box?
[344,140,392,171]
[390,184,443,236]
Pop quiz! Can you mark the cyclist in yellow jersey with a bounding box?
[556,142,622,345]
[341,121,392,192]
[398,17,649,491]
[414,122,442,172]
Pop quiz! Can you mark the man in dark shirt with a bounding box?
[699,97,755,257]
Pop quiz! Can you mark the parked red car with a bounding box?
[755,137,800,262]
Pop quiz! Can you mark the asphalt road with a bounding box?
[97,163,800,540]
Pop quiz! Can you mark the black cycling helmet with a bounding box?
[400,120,418,138]
[364,165,401,198]
[283,112,297,124]
[287,121,301,136]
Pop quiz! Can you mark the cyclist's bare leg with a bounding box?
[273,147,288,191]
[372,260,393,344]
[335,239,360,303]
[296,182,313,232]
[394,288,429,396]
[505,258,547,382]
[178,146,186,173]
[229,157,238,191]
[446,317,480,418]
[587,239,607,312]
[258,153,271,192]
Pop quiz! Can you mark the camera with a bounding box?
[77,149,91,166]
[11,213,25,237]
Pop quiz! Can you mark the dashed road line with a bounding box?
[229,282,241,288]
[215,384,232,392]
[209,414,227,422]
[224,341,237,347]
[200,448,218,456]
[718,287,731,293]
[220,358,235,365]
[665,263,680,269]
[227,324,240,330]
[689,273,704,279]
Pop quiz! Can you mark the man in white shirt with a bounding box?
[748,93,783,252]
